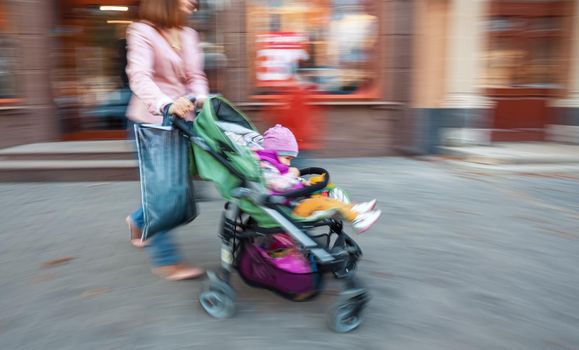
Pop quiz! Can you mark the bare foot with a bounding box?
[152,264,205,281]
[126,216,148,248]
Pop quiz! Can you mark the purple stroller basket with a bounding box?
[237,234,322,301]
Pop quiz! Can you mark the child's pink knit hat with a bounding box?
[263,124,299,157]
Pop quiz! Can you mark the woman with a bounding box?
[125,0,208,281]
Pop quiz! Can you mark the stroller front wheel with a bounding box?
[327,304,362,333]
[199,275,236,319]
[326,289,370,333]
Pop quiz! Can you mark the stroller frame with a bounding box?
[170,114,370,333]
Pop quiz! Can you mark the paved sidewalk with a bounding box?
[441,142,579,165]
[439,142,579,174]
[1,158,579,350]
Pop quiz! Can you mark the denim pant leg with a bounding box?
[131,207,182,267]
[131,207,145,227]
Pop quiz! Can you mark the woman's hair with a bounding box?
[139,0,187,28]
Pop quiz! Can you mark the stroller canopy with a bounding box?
[191,97,278,227]
[191,96,330,228]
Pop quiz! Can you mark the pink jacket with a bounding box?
[125,22,209,124]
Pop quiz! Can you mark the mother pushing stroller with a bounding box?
[124,0,207,280]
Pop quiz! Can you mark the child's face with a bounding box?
[278,155,294,166]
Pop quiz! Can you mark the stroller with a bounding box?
[169,96,370,333]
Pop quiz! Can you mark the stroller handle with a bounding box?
[271,167,330,200]
[162,96,197,137]
[163,98,248,182]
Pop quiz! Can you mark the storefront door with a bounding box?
[484,0,572,141]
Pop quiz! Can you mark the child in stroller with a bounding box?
[257,124,382,233]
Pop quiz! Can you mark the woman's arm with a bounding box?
[126,24,173,115]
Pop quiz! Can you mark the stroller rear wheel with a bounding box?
[326,289,370,333]
[199,272,236,319]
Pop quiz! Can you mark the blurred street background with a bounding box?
[1,0,579,349]
[0,0,578,157]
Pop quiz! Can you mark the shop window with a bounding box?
[484,1,568,91]
[247,0,380,98]
[53,1,223,137]
[0,4,18,99]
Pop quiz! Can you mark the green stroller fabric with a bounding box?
[189,96,335,228]
[189,96,279,228]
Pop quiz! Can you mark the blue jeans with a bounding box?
[131,207,182,267]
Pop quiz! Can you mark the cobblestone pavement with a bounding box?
[1,158,578,350]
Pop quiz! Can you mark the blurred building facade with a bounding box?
[409,0,577,153]
[0,0,576,155]
[0,0,57,148]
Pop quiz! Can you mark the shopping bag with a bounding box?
[134,123,198,240]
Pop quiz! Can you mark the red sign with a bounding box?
[255,32,309,85]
